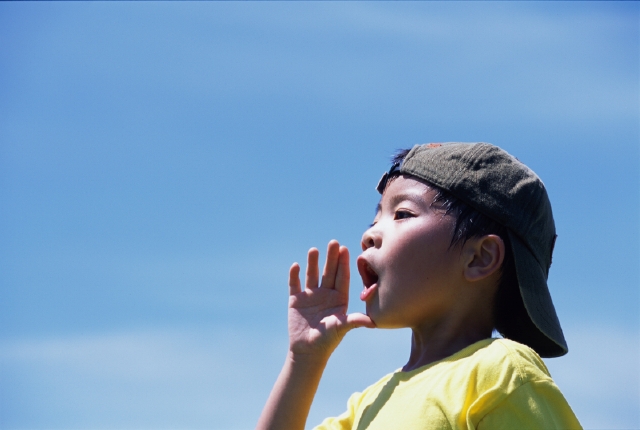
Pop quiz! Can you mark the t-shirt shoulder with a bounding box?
[472,340,582,429]
[483,338,553,383]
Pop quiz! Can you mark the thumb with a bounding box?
[344,312,376,330]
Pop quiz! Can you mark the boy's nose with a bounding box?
[361,227,381,251]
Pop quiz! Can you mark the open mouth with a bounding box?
[357,257,379,301]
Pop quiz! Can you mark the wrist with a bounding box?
[286,350,330,370]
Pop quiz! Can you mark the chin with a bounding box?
[368,308,410,330]
[366,309,396,329]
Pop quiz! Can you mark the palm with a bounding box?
[289,288,348,354]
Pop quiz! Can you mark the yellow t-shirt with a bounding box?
[313,338,581,430]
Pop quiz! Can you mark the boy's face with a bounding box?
[357,175,466,329]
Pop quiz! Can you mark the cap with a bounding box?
[377,142,567,358]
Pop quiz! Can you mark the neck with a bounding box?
[402,316,494,372]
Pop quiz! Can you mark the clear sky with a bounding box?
[1,2,638,429]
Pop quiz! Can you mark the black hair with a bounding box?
[389,149,529,341]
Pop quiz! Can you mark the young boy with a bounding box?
[257,142,582,430]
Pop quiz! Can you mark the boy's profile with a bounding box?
[257,142,582,429]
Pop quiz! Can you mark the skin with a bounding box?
[257,175,505,430]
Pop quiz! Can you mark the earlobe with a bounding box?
[463,235,505,282]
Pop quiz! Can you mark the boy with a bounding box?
[257,142,581,430]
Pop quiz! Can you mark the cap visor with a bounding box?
[508,231,568,358]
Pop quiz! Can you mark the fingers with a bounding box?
[320,240,340,289]
[304,241,349,291]
[305,248,319,290]
[289,263,301,295]
[334,246,350,294]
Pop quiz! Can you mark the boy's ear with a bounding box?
[461,235,505,282]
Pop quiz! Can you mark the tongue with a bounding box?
[360,283,378,301]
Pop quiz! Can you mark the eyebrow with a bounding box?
[388,191,429,208]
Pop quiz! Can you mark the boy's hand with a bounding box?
[257,240,373,430]
[288,240,375,361]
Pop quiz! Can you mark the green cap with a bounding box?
[380,142,567,358]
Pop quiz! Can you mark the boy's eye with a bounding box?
[394,210,414,220]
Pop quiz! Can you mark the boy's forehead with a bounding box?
[376,175,437,212]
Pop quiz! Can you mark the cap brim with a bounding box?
[508,231,568,358]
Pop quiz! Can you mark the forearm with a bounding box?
[257,352,329,430]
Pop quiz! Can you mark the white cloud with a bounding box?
[0,327,288,429]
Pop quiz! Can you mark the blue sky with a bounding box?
[0,2,638,429]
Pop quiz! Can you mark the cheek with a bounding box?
[394,228,455,278]
[383,242,429,286]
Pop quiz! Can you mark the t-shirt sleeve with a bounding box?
[311,391,362,430]
[477,379,582,430]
